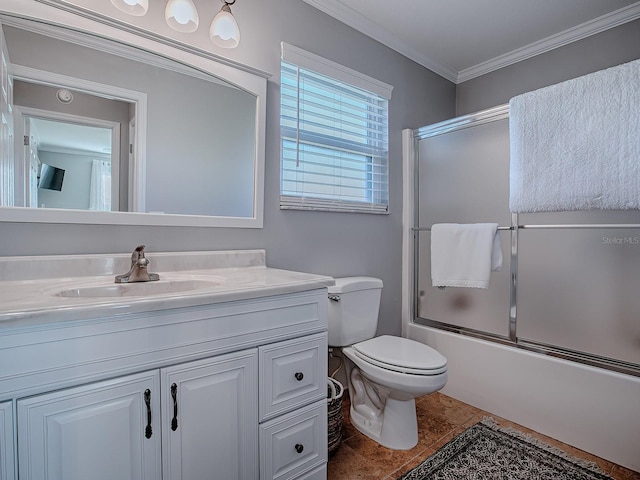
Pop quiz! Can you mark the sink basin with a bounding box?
[56,279,222,298]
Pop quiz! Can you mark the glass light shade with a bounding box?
[165,0,199,33]
[111,0,148,16]
[210,5,240,48]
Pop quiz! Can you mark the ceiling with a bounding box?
[301,0,640,83]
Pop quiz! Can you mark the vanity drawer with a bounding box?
[260,400,327,480]
[259,333,327,421]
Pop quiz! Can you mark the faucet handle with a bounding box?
[132,245,150,267]
[131,245,146,262]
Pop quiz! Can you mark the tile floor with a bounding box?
[327,391,640,480]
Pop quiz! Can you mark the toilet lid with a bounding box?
[353,336,447,375]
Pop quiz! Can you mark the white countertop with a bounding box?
[0,250,334,328]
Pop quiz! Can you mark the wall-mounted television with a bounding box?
[39,163,65,191]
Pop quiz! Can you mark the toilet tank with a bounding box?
[327,277,383,347]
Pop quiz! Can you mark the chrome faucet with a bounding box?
[115,245,160,283]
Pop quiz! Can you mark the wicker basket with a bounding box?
[327,377,344,455]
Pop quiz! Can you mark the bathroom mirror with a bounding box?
[0,1,267,227]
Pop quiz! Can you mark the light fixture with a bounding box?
[165,0,200,33]
[110,0,148,16]
[56,89,74,104]
[210,0,240,48]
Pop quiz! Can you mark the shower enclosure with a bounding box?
[410,104,640,376]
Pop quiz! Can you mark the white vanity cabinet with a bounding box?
[1,285,330,480]
[17,349,258,480]
[0,401,14,480]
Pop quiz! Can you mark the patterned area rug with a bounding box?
[398,418,613,480]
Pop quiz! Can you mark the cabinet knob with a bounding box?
[295,443,304,454]
[294,372,304,381]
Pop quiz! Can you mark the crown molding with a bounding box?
[301,0,458,83]
[457,2,640,83]
[302,0,640,85]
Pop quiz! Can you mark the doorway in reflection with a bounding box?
[26,117,115,211]
[14,78,130,212]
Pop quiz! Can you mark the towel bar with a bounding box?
[413,226,512,231]
[518,224,640,229]
[413,224,640,231]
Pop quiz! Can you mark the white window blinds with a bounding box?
[280,43,392,214]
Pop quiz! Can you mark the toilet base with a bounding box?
[350,397,418,450]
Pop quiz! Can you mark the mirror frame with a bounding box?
[0,0,269,228]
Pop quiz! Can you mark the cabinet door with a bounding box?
[18,371,161,480]
[161,349,258,480]
[0,401,14,480]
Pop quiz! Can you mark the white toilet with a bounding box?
[328,277,448,450]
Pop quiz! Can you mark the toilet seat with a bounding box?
[353,335,447,375]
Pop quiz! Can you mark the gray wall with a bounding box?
[456,18,640,115]
[0,0,455,337]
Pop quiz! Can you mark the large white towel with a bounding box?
[509,58,640,213]
[431,223,502,289]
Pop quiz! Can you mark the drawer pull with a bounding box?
[171,383,178,431]
[144,389,153,439]
[294,372,304,381]
[295,443,304,454]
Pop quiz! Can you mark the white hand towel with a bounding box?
[431,223,502,289]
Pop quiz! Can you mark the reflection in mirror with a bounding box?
[29,117,114,211]
[0,6,267,227]
[16,79,124,211]
[5,23,255,217]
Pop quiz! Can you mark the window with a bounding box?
[280,43,392,214]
